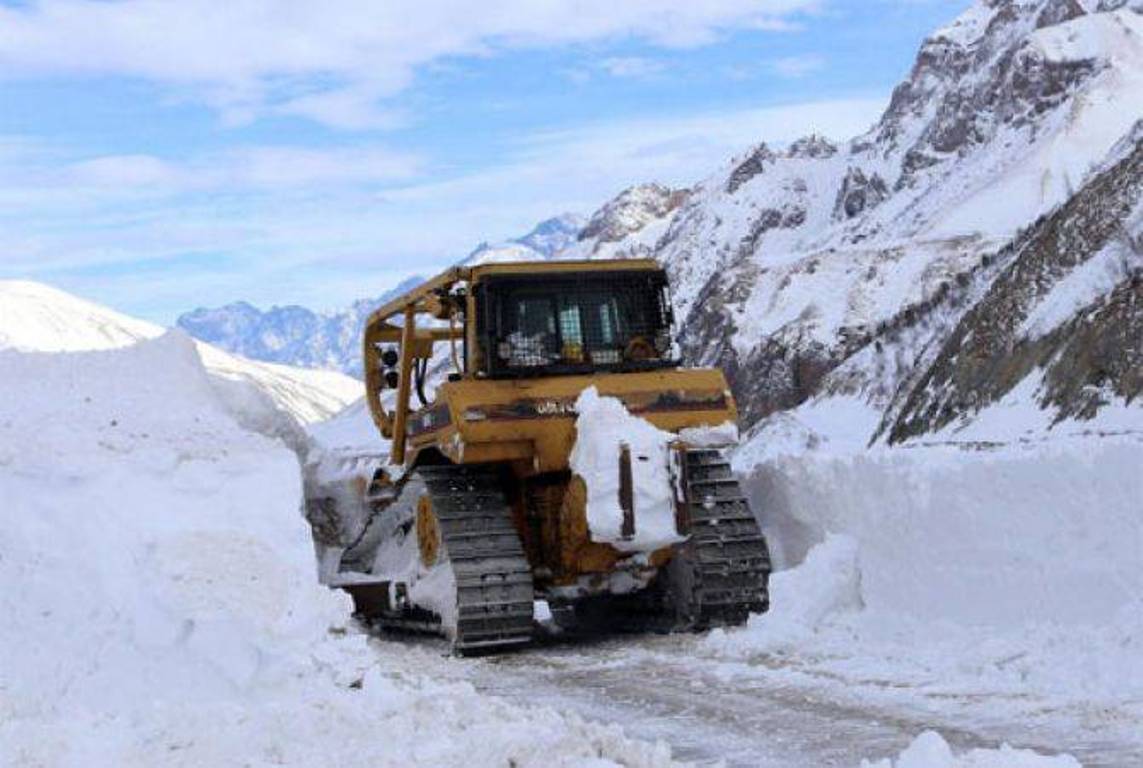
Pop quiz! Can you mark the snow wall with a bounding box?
[0,333,674,767]
[740,440,1143,629]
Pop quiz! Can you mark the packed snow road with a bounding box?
[367,630,1141,768]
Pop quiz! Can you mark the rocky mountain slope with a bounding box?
[586,0,1143,443]
[886,125,1142,442]
[0,280,360,424]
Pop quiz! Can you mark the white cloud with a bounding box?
[771,53,826,78]
[12,144,425,197]
[0,95,886,318]
[68,155,180,188]
[0,0,821,128]
[599,57,667,79]
[271,86,411,131]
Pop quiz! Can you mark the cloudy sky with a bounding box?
[0,0,968,322]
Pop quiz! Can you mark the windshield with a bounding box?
[480,271,674,376]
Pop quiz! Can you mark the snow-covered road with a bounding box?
[369,631,1142,768]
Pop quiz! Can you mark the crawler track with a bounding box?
[671,448,770,628]
[418,466,535,654]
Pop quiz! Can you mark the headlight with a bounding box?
[463,408,488,422]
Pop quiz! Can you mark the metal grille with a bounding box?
[487,272,673,374]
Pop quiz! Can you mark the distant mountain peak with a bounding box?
[177,277,425,377]
[578,183,689,244]
[181,216,583,372]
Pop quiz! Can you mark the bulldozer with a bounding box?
[306,258,770,654]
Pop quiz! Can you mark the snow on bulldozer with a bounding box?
[304,259,770,654]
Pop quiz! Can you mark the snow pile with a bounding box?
[0,279,360,424]
[0,335,677,767]
[570,387,683,554]
[860,731,1080,768]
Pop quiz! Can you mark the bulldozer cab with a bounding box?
[362,259,698,466]
[475,268,675,377]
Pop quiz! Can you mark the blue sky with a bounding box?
[0,0,969,323]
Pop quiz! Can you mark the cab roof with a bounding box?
[367,258,664,328]
[468,257,662,280]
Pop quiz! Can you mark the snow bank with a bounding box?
[718,437,1143,709]
[745,439,1142,628]
[0,335,677,767]
[860,731,1080,768]
[570,387,683,553]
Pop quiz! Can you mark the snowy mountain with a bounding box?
[0,280,361,424]
[564,183,690,260]
[575,0,1143,445]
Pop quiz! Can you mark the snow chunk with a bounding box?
[861,730,1081,768]
[570,387,683,553]
[678,420,739,447]
[704,535,862,654]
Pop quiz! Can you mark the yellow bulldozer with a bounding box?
[306,258,770,654]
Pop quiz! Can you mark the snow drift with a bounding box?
[0,334,676,767]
